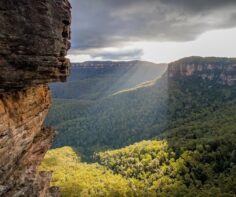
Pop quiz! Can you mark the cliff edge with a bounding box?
[168,56,236,86]
[0,0,71,196]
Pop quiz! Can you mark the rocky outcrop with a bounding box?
[0,0,71,92]
[0,0,71,196]
[168,57,236,86]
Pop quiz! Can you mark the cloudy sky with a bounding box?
[68,0,236,63]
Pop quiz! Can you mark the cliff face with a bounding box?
[168,57,236,86]
[0,0,71,196]
[0,0,71,92]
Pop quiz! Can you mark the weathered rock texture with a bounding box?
[168,56,236,86]
[0,0,71,92]
[0,0,71,196]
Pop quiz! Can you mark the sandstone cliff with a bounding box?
[0,0,71,196]
[168,56,236,86]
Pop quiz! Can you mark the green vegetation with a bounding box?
[49,70,236,161]
[42,79,236,196]
[97,138,236,196]
[40,147,134,197]
[43,59,236,196]
[41,133,236,196]
[46,61,167,159]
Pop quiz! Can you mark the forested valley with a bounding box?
[42,57,236,196]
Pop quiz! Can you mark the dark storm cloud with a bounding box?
[69,0,236,58]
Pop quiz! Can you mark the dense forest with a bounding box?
[41,120,236,196]
[40,147,134,197]
[46,58,236,160]
[46,61,167,158]
[42,57,236,196]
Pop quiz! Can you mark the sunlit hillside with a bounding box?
[40,147,134,197]
[41,134,236,196]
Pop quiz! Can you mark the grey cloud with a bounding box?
[69,48,143,61]
[70,0,236,51]
[90,49,143,60]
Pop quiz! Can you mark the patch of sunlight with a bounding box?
[40,146,133,197]
[111,78,158,96]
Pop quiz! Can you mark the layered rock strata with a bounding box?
[0,0,71,196]
[168,57,236,86]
